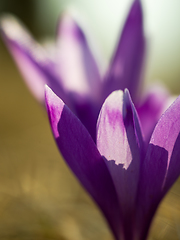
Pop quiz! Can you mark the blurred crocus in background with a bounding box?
[0,0,170,143]
[1,0,180,239]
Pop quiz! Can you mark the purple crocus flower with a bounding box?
[0,0,169,143]
[45,85,180,240]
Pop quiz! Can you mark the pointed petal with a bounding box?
[150,95,180,179]
[56,14,101,101]
[103,0,145,101]
[123,89,144,153]
[150,95,180,193]
[45,86,121,240]
[97,89,143,238]
[136,95,180,240]
[0,15,65,104]
[137,85,169,143]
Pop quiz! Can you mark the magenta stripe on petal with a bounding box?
[45,85,121,240]
[97,89,143,239]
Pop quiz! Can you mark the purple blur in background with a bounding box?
[0,0,169,143]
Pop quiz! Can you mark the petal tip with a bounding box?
[0,14,28,42]
[123,89,132,109]
[45,85,65,139]
[57,13,85,41]
[45,85,62,109]
[130,0,143,22]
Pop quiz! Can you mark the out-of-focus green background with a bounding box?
[0,0,180,239]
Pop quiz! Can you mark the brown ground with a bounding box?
[0,39,180,240]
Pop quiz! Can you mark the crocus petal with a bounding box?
[136,95,180,240]
[69,93,101,143]
[0,15,65,104]
[45,86,121,240]
[151,95,180,193]
[56,14,101,101]
[137,85,169,143]
[103,0,145,102]
[97,89,144,239]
